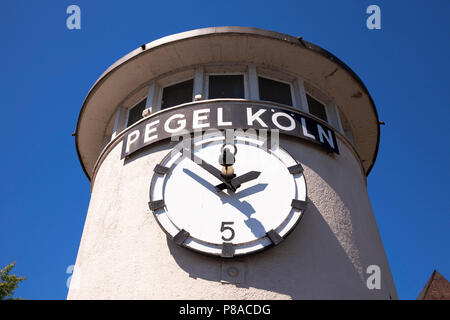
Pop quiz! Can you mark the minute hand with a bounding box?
[215,171,261,192]
[183,148,236,191]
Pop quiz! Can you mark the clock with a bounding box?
[149,132,307,257]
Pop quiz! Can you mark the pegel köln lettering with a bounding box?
[121,101,339,158]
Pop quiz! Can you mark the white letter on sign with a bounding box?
[218,107,232,126]
[317,124,335,149]
[144,120,160,143]
[272,112,295,131]
[125,130,140,153]
[247,108,267,127]
[164,114,186,134]
[193,109,210,129]
[300,118,316,140]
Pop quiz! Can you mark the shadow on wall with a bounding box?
[166,200,374,299]
[129,135,394,299]
[284,137,397,299]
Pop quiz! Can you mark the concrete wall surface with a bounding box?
[67,136,397,300]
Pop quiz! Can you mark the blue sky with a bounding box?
[0,0,449,300]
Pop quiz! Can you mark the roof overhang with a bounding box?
[75,26,380,181]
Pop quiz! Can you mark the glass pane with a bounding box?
[307,94,328,122]
[127,99,147,127]
[258,77,293,106]
[161,79,194,110]
[208,75,245,99]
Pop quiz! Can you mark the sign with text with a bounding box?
[121,102,339,158]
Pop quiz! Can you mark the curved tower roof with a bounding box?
[75,27,380,180]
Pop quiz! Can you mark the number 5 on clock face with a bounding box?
[221,222,235,242]
[149,132,307,258]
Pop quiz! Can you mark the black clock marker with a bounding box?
[173,229,190,245]
[291,199,307,210]
[267,229,283,245]
[221,242,234,258]
[288,163,304,175]
[154,164,169,175]
[148,200,165,211]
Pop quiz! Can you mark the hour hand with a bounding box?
[182,148,236,191]
[215,171,261,192]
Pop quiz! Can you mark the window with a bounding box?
[161,79,194,110]
[306,94,328,122]
[258,77,293,106]
[208,75,245,99]
[127,98,147,127]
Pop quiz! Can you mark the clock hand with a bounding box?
[183,168,226,196]
[182,148,236,192]
[214,171,261,192]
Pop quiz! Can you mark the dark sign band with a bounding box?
[121,102,339,158]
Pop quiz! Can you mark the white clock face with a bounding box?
[149,132,307,257]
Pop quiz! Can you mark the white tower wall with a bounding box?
[68,136,396,299]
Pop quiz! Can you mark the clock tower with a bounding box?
[68,27,397,299]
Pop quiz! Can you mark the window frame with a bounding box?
[126,97,147,128]
[256,74,297,107]
[157,77,195,110]
[204,72,249,100]
[118,65,345,135]
[305,93,330,123]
